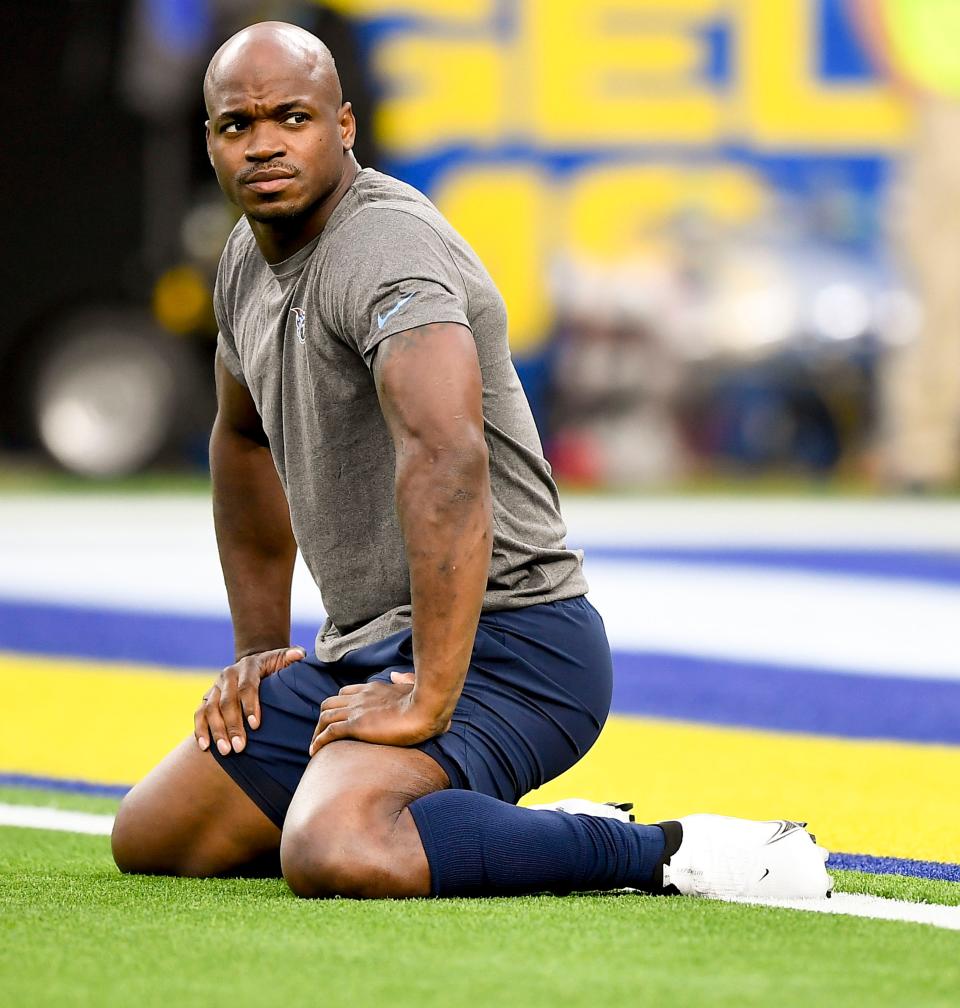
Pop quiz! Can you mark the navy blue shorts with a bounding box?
[211,596,613,829]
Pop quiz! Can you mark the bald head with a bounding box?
[204,22,342,116]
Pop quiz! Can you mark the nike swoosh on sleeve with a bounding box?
[376,292,416,330]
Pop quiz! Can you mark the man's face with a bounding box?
[205,53,354,223]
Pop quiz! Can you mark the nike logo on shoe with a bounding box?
[377,292,416,330]
[764,820,808,845]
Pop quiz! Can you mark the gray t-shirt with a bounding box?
[215,167,588,660]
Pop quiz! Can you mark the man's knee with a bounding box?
[111,737,283,878]
[112,786,214,878]
[111,788,166,874]
[280,798,397,899]
[280,742,444,898]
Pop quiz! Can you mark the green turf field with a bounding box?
[1,789,957,1008]
[7,456,956,498]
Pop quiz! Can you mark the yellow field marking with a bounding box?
[526,717,960,864]
[3,651,958,863]
[0,652,209,786]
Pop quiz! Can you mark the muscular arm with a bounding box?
[374,322,493,727]
[308,321,493,752]
[210,350,298,659]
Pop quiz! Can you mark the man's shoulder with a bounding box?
[214,218,259,316]
[350,167,437,214]
[216,217,260,295]
[326,170,450,252]
[220,215,258,267]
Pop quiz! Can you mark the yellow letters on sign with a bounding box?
[319,0,913,354]
[374,37,504,153]
[565,163,768,264]
[737,0,907,148]
[521,0,722,146]
[434,166,555,354]
[324,0,495,24]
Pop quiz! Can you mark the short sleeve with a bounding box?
[216,332,246,386]
[213,262,247,387]
[331,208,470,364]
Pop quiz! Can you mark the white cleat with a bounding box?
[526,798,635,823]
[662,815,833,900]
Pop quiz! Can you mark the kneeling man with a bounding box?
[112,22,831,902]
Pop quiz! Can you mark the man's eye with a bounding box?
[284,112,309,125]
[223,122,243,134]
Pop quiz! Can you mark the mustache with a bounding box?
[236,161,300,184]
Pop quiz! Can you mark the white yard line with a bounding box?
[726,892,960,931]
[0,802,113,836]
[2,803,959,930]
[563,497,960,549]
[589,560,960,680]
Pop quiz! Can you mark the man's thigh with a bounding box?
[289,738,449,815]
[112,737,281,877]
[208,656,352,828]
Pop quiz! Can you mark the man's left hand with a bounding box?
[309,671,453,755]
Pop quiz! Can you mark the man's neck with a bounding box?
[249,156,360,264]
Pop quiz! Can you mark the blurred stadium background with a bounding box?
[4,0,960,489]
[2,0,959,896]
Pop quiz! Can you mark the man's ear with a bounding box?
[339,101,356,152]
[205,121,214,165]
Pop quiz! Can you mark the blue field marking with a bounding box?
[581,546,960,587]
[611,650,960,745]
[0,599,319,671]
[3,599,960,745]
[0,772,129,799]
[829,852,960,884]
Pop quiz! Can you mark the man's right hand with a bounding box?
[195,646,307,756]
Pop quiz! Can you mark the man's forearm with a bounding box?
[210,419,298,659]
[397,436,493,725]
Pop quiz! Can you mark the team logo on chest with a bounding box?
[289,307,306,344]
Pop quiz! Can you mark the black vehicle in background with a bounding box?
[1,0,377,476]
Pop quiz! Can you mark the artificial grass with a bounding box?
[0,785,122,815]
[0,463,211,495]
[2,783,960,906]
[834,868,960,908]
[1,824,958,1008]
[5,458,957,498]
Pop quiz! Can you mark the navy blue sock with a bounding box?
[408,790,666,897]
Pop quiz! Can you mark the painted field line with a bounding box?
[727,892,960,931]
[0,803,113,836]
